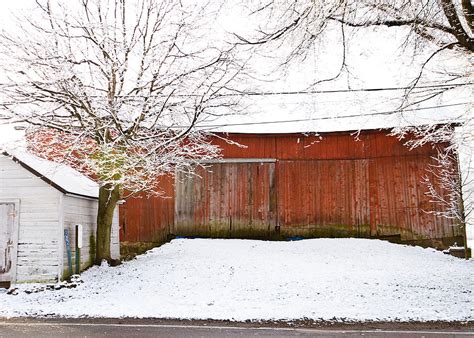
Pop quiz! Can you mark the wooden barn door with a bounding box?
[0,202,19,283]
[174,160,277,237]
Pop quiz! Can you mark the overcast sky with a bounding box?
[0,0,470,133]
[0,0,33,23]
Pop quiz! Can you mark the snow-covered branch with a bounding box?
[0,0,245,196]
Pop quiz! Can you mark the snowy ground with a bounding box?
[0,238,473,322]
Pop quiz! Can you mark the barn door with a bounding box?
[175,161,277,237]
[0,202,19,283]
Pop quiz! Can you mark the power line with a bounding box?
[219,82,474,97]
[40,81,470,99]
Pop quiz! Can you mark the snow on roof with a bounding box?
[197,22,472,134]
[0,124,98,198]
[3,150,99,199]
[197,91,468,134]
[0,123,25,147]
[0,20,471,136]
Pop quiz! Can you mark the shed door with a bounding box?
[0,203,18,282]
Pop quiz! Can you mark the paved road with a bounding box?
[0,322,473,338]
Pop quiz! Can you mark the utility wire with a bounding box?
[219,82,474,97]
[40,81,470,99]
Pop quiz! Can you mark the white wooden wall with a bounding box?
[0,156,120,283]
[62,196,120,277]
[0,156,62,282]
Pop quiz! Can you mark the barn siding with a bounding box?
[276,159,371,238]
[119,175,174,250]
[274,156,461,241]
[174,162,276,238]
[120,130,462,248]
[0,156,61,282]
[211,131,438,160]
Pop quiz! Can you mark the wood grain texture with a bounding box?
[120,175,174,243]
[174,162,276,238]
[120,131,460,245]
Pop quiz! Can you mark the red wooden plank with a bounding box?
[123,130,459,244]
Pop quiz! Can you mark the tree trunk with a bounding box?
[96,184,120,265]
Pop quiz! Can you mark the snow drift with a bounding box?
[0,238,472,322]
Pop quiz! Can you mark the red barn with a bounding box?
[119,128,463,254]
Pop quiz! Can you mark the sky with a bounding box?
[0,0,472,134]
[0,0,32,23]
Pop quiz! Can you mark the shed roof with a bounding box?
[2,151,99,199]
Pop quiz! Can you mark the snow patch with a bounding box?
[1,238,472,321]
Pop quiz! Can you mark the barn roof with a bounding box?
[2,150,99,199]
[195,23,471,134]
[196,99,465,134]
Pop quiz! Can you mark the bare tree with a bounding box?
[423,148,472,255]
[236,1,473,87]
[0,0,243,264]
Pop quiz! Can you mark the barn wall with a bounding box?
[0,156,62,283]
[119,175,174,255]
[62,195,120,278]
[276,159,370,238]
[275,156,461,242]
[120,130,462,249]
[210,131,437,160]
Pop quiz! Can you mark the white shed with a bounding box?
[0,151,119,285]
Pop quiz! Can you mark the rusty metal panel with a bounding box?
[174,162,276,237]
